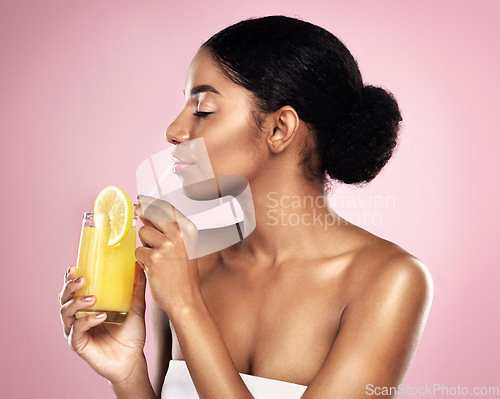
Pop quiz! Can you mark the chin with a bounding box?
[181,177,220,200]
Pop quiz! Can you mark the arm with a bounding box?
[135,203,254,399]
[109,357,156,399]
[151,300,173,397]
[168,294,254,399]
[111,301,172,399]
[301,255,433,399]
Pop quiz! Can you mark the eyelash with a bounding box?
[193,111,214,118]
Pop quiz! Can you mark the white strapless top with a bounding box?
[161,360,307,398]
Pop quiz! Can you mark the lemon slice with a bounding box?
[94,186,134,246]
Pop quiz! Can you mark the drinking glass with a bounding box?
[75,212,137,324]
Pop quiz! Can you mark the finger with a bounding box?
[127,263,147,320]
[138,225,168,248]
[59,275,86,305]
[135,203,156,230]
[135,246,154,271]
[136,196,175,221]
[136,196,180,233]
[60,294,96,337]
[68,313,107,355]
[139,197,197,242]
[135,199,174,226]
[136,196,197,248]
[141,212,183,242]
[135,203,178,240]
[64,265,76,283]
[58,265,76,304]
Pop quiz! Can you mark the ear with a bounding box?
[266,106,300,154]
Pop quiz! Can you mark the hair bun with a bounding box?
[322,85,402,185]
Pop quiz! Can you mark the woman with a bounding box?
[59,16,432,398]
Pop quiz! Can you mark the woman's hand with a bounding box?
[58,263,149,385]
[134,198,201,316]
[134,198,255,398]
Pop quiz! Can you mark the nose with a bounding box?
[165,119,190,145]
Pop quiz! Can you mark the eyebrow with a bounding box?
[185,84,222,97]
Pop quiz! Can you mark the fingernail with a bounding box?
[82,296,94,302]
[65,266,72,277]
[73,276,82,284]
[95,312,106,319]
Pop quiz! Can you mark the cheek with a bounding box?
[204,116,263,178]
[209,138,257,177]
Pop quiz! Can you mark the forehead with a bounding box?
[184,48,243,98]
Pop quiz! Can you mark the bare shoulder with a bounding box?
[382,248,433,296]
[342,232,434,318]
[369,238,431,295]
[303,232,434,396]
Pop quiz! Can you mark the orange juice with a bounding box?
[75,212,136,324]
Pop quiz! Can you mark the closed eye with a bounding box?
[193,111,214,118]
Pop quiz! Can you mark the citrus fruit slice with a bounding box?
[94,186,134,246]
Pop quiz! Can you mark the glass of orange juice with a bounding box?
[75,212,137,324]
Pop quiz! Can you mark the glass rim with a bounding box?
[83,211,137,219]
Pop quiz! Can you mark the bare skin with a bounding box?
[59,48,433,399]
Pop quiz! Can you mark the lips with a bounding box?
[172,155,195,174]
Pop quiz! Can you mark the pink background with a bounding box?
[1,0,499,397]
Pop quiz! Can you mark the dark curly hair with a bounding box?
[202,15,402,186]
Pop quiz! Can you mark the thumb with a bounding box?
[128,262,147,318]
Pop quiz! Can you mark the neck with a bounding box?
[224,173,347,269]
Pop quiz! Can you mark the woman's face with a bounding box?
[166,48,266,199]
